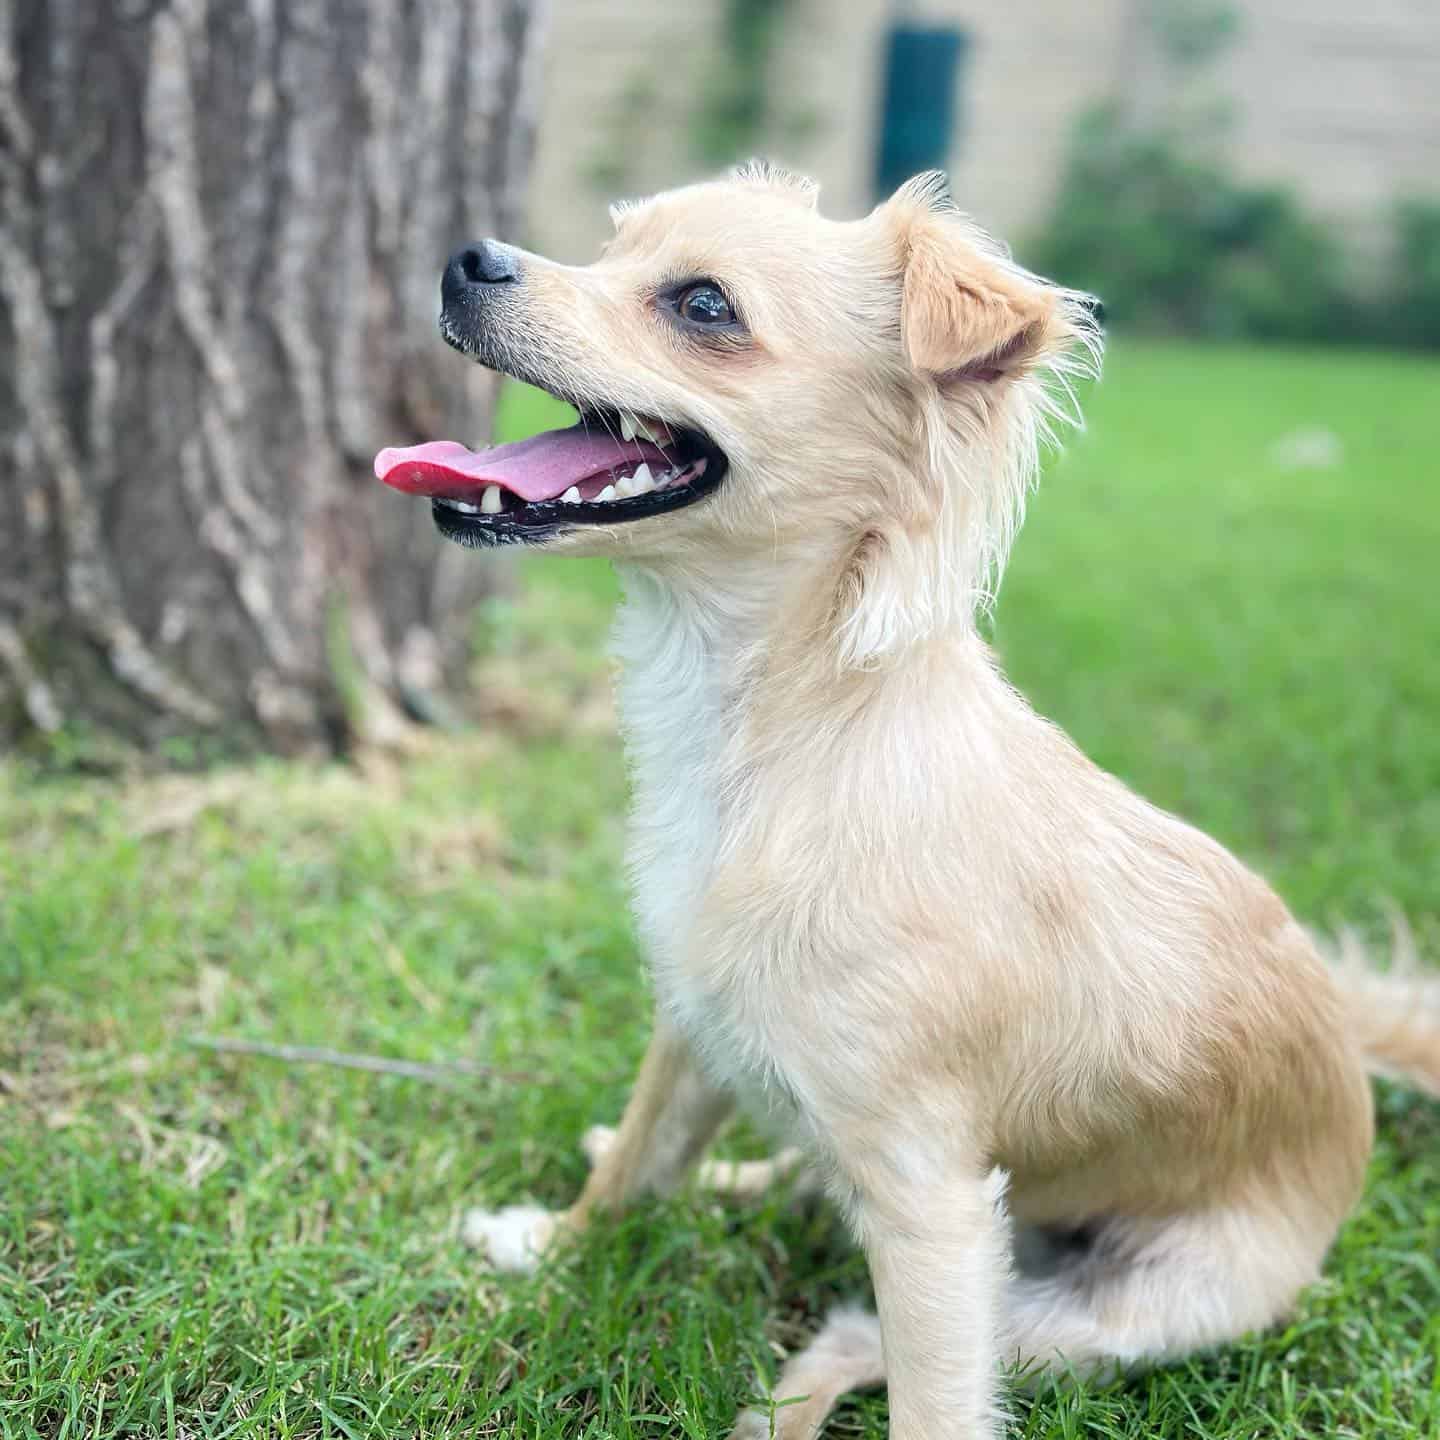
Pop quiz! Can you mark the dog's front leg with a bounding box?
[568,1014,733,1223]
[465,1016,732,1272]
[856,1158,1007,1438]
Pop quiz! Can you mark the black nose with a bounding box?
[447,239,520,291]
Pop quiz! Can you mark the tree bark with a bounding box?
[0,0,546,755]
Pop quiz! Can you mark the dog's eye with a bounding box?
[676,283,734,326]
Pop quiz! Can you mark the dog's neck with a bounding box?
[611,553,792,745]
[613,535,883,695]
[610,532,991,776]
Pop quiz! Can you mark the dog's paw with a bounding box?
[720,1405,777,1440]
[726,1412,777,1440]
[580,1123,617,1166]
[462,1204,561,1273]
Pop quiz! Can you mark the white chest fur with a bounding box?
[610,564,764,1075]
[612,568,724,985]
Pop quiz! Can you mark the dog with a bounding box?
[375,162,1440,1438]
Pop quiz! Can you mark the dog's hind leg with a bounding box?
[725,1202,1332,1439]
[729,1308,886,1440]
[1001,1203,1331,1383]
[465,1017,732,1272]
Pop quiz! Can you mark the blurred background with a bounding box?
[2,2,1437,1436]
[533,0,1440,343]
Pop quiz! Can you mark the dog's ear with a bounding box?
[888,176,1056,382]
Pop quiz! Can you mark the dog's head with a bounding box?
[376,163,1099,657]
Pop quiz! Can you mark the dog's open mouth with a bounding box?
[374,408,727,547]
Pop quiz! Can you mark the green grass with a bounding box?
[4,341,1439,1438]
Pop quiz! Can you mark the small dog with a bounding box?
[376,163,1439,1438]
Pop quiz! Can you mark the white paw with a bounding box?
[580,1123,617,1166]
[462,1204,560,1273]
[726,1413,774,1440]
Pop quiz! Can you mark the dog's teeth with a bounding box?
[636,420,662,444]
[480,484,503,515]
[560,486,581,504]
[596,484,616,503]
[615,475,636,498]
[631,463,653,493]
[619,414,637,442]
[450,499,480,515]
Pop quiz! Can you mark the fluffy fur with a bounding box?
[455,164,1438,1438]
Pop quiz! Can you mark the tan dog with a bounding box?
[376,163,1440,1438]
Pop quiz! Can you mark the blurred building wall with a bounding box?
[1216,0,1440,259]
[526,0,1440,261]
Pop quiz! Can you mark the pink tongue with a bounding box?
[374,425,669,503]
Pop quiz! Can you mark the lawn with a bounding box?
[3,341,1439,1438]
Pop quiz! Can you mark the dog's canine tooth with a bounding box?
[632,462,654,493]
[596,483,616,503]
[620,413,637,442]
[560,486,582,504]
[480,484,503,515]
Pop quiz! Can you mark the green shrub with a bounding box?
[1029,103,1440,349]
[1388,199,1440,348]
[1027,105,1348,342]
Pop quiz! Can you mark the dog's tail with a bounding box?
[1327,916,1440,1097]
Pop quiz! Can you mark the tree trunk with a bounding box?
[0,0,546,755]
